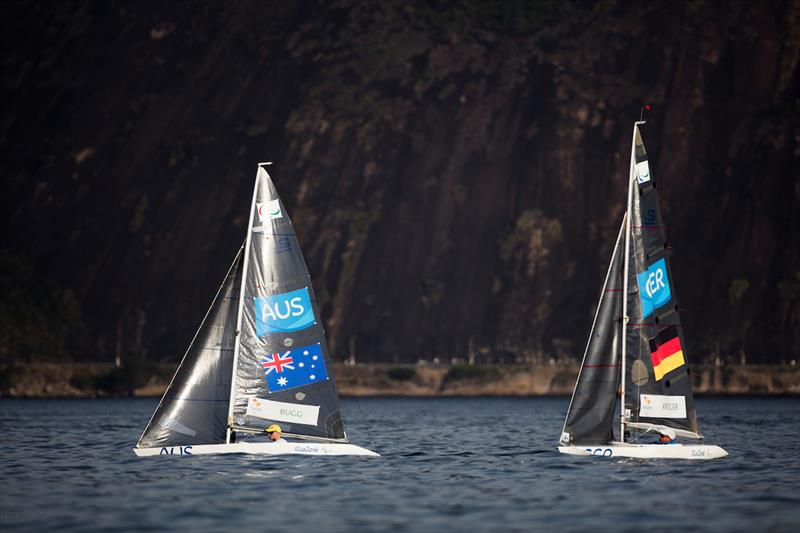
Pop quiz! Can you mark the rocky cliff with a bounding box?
[1,0,798,363]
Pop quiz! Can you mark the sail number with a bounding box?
[585,448,613,457]
[160,446,193,455]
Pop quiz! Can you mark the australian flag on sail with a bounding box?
[258,343,328,393]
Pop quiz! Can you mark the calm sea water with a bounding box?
[1,397,798,532]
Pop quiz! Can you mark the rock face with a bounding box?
[1,1,798,363]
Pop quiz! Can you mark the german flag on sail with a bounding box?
[648,325,686,381]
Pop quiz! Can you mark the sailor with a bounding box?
[658,432,674,444]
[266,424,287,443]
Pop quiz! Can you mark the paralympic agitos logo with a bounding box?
[636,258,671,318]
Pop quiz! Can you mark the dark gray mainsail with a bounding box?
[137,250,242,448]
[226,166,345,442]
[623,126,699,436]
[560,217,625,445]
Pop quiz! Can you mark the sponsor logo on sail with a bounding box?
[636,160,651,184]
[637,258,671,318]
[257,343,329,393]
[246,397,320,426]
[639,393,687,419]
[648,325,686,381]
[256,198,282,222]
[254,287,315,335]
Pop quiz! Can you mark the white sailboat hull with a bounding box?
[558,442,727,460]
[133,441,380,457]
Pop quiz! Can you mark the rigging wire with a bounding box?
[349,386,379,454]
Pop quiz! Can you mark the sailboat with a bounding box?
[133,163,379,457]
[557,123,727,460]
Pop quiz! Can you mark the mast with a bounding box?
[620,121,643,442]
[225,165,264,444]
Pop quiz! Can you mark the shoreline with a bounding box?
[1,362,798,398]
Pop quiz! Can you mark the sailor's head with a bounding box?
[266,424,282,441]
